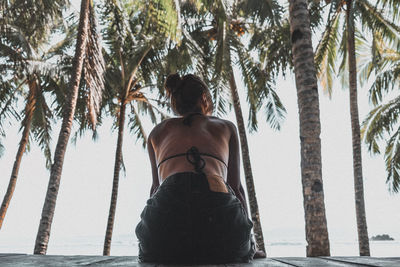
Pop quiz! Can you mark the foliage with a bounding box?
[361,37,400,193]
[314,0,400,96]
[0,1,71,167]
[179,0,286,130]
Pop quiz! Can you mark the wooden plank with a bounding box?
[130,258,291,266]
[0,253,26,257]
[1,255,400,266]
[0,255,122,266]
[0,255,290,266]
[272,257,362,267]
[225,258,292,266]
[86,256,154,266]
[322,257,400,267]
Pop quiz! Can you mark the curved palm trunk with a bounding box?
[288,0,330,256]
[228,68,266,255]
[0,81,36,229]
[346,1,370,256]
[103,101,126,256]
[34,0,91,255]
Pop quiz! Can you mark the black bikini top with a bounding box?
[157,146,228,173]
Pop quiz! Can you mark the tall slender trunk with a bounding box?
[288,0,330,256]
[103,101,126,256]
[346,0,370,256]
[34,0,91,255]
[228,68,266,255]
[0,80,36,229]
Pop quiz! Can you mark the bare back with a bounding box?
[150,114,231,182]
[147,112,247,216]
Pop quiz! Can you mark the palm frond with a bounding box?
[357,0,400,44]
[375,0,400,20]
[249,20,292,78]
[136,0,181,42]
[0,81,23,135]
[384,126,400,193]
[357,31,379,87]
[338,20,349,89]
[125,44,152,99]
[82,2,105,129]
[30,79,54,169]
[362,95,400,154]
[315,9,341,97]
[44,19,77,59]
[238,0,283,26]
[5,0,69,48]
[235,36,286,131]
[128,104,147,148]
[0,140,4,158]
[369,65,400,105]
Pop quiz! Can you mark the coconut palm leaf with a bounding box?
[375,0,400,20]
[30,78,54,169]
[236,44,285,131]
[238,0,282,25]
[385,127,400,192]
[362,95,400,190]
[357,0,400,43]
[0,81,24,136]
[0,141,4,158]
[249,20,292,78]
[134,0,180,42]
[314,8,341,96]
[128,104,147,148]
[82,2,105,129]
[369,65,400,105]
[4,0,69,49]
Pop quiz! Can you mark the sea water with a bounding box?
[1,234,399,257]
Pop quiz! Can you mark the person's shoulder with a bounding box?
[208,116,237,132]
[148,117,178,140]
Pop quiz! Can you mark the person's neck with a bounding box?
[181,111,205,126]
[181,110,204,117]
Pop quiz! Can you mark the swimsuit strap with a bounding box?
[157,146,228,170]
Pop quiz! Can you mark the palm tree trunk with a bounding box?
[103,101,126,256]
[34,0,91,255]
[288,0,330,256]
[228,68,266,255]
[346,0,370,256]
[0,80,36,229]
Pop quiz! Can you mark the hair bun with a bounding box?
[165,73,182,95]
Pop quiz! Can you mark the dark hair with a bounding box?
[164,73,213,115]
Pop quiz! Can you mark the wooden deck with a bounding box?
[0,254,399,266]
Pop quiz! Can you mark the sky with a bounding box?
[0,0,400,257]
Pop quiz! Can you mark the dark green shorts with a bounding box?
[135,172,255,264]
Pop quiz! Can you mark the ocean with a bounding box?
[1,234,399,257]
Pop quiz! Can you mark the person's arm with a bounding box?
[226,121,249,216]
[227,121,266,258]
[148,133,160,197]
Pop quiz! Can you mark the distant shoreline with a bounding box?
[370,234,395,241]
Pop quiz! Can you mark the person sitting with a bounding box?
[135,73,259,264]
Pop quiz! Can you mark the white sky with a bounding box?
[0,0,399,257]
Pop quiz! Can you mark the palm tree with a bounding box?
[102,48,148,255]
[179,0,286,255]
[314,0,400,255]
[361,33,400,193]
[100,0,179,255]
[288,0,330,256]
[34,0,105,254]
[0,0,70,230]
